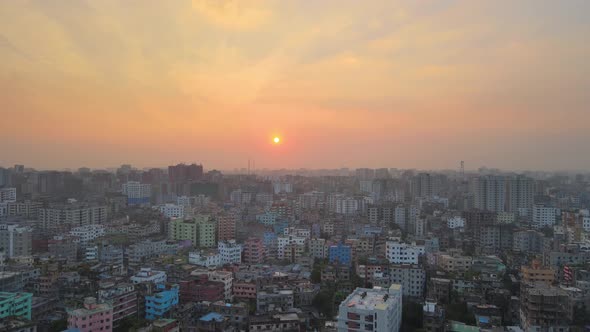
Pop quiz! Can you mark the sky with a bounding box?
[1,0,589,171]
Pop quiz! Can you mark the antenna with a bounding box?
[460,161,465,177]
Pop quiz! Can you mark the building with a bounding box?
[218,240,242,265]
[389,265,426,298]
[98,283,137,329]
[437,254,473,273]
[168,163,203,182]
[38,204,108,230]
[447,216,465,229]
[336,284,402,332]
[145,283,179,320]
[385,240,425,265]
[131,268,167,284]
[168,218,198,244]
[309,238,327,259]
[521,260,555,284]
[243,237,265,264]
[423,301,445,332]
[122,181,151,205]
[188,250,221,268]
[0,224,32,258]
[411,173,445,198]
[67,297,113,332]
[158,204,185,219]
[277,235,306,261]
[0,292,32,320]
[256,288,294,313]
[196,217,217,248]
[506,175,535,213]
[532,205,560,229]
[471,176,506,212]
[217,215,236,241]
[178,276,224,304]
[520,283,570,331]
[70,224,105,245]
[273,182,293,194]
[0,187,17,203]
[328,243,352,266]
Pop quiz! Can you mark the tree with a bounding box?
[312,290,335,318]
[49,319,67,332]
[402,301,423,331]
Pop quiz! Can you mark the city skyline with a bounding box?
[1,1,590,170]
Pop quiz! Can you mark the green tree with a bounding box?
[49,319,67,332]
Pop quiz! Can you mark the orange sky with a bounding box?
[1,0,589,171]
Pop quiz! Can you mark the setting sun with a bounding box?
[273,137,280,144]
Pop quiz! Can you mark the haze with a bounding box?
[1,0,589,171]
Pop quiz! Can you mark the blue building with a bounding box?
[273,219,289,234]
[328,243,352,266]
[145,283,179,320]
[263,232,277,247]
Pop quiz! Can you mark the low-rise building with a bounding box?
[336,284,402,332]
[67,297,113,332]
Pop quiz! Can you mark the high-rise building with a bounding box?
[411,173,445,198]
[532,205,560,229]
[243,237,265,264]
[168,218,198,244]
[218,240,242,265]
[0,187,17,203]
[0,224,32,258]
[122,181,151,205]
[98,283,137,329]
[217,215,236,241]
[168,163,203,182]
[196,216,217,248]
[336,285,402,332]
[38,204,108,230]
[471,176,506,212]
[506,175,535,213]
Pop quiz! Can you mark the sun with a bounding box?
[273,136,280,144]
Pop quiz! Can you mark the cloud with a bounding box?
[191,0,273,30]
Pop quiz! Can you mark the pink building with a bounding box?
[217,216,236,241]
[243,237,265,264]
[68,297,113,332]
[233,281,257,300]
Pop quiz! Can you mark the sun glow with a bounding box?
[273,136,280,144]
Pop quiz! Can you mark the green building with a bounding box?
[196,215,216,248]
[168,218,198,244]
[0,292,33,320]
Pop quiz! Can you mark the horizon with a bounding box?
[2,1,590,170]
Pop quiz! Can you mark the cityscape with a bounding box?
[2,1,590,332]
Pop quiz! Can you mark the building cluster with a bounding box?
[1,164,590,331]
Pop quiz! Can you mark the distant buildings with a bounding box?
[0,224,32,258]
[336,285,402,332]
[38,203,108,230]
[122,181,151,205]
[158,203,185,219]
[532,205,560,228]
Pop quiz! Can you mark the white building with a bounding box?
[273,182,293,194]
[122,181,151,205]
[70,224,105,245]
[85,246,99,261]
[532,205,560,229]
[284,227,311,239]
[189,250,221,268]
[158,203,185,219]
[218,240,243,265]
[0,224,33,258]
[385,240,425,265]
[336,284,402,332]
[277,235,306,260]
[192,269,234,301]
[0,188,17,203]
[130,268,167,284]
[447,216,466,229]
[389,265,426,298]
[583,216,590,232]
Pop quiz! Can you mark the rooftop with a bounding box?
[200,312,224,322]
[341,285,400,311]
